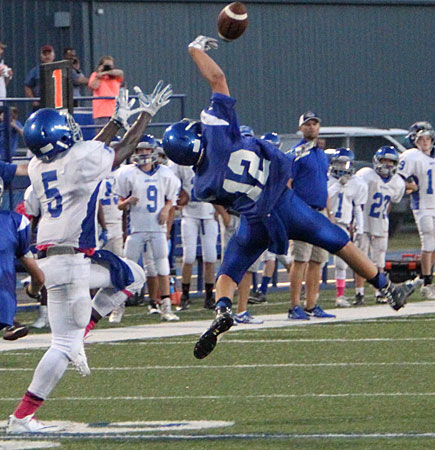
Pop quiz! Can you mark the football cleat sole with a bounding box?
[193,312,233,359]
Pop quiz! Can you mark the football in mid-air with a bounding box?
[217,2,248,42]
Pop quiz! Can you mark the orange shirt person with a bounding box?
[88,56,124,127]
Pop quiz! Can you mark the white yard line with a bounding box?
[0,392,435,402]
[2,300,435,353]
[0,361,434,372]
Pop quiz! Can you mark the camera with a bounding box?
[102,64,113,72]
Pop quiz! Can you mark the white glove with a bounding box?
[112,88,144,129]
[134,81,173,117]
[188,35,218,52]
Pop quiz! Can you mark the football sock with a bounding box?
[367,271,387,290]
[356,287,364,296]
[336,279,346,297]
[260,276,271,294]
[205,283,214,300]
[182,283,190,297]
[14,391,44,419]
[28,347,69,400]
[216,296,232,310]
[85,320,96,337]
[423,275,433,286]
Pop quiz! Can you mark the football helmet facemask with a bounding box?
[373,146,399,179]
[330,147,355,184]
[240,125,255,138]
[24,108,83,162]
[162,118,203,166]
[132,135,159,166]
[261,132,282,149]
[406,121,434,147]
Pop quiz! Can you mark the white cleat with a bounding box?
[420,284,435,300]
[108,304,125,323]
[161,311,180,322]
[160,298,180,321]
[335,296,351,308]
[71,343,91,376]
[32,306,49,329]
[6,414,62,433]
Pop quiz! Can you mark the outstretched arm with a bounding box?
[188,36,230,96]
[112,82,173,168]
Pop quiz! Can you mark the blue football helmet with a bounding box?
[406,121,434,147]
[132,134,159,166]
[162,118,203,166]
[373,146,399,179]
[24,108,83,162]
[240,125,255,137]
[261,132,282,149]
[0,176,3,200]
[330,148,355,183]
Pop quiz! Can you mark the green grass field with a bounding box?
[2,284,435,449]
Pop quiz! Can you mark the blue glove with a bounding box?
[99,229,108,247]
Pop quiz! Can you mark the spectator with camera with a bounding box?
[63,48,89,104]
[88,55,124,128]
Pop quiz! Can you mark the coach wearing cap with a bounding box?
[24,44,55,111]
[286,111,335,320]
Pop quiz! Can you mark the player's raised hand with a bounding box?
[112,88,143,129]
[134,81,173,117]
[188,35,218,52]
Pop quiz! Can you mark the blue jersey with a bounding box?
[194,93,292,218]
[0,160,17,188]
[287,139,329,209]
[0,211,30,327]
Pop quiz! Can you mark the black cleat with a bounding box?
[203,296,216,310]
[380,277,420,311]
[194,307,234,359]
[176,294,191,311]
[3,322,29,341]
[353,293,365,306]
[248,290,267,304]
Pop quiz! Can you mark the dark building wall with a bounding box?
[1,0,434,133]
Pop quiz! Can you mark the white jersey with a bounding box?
[99,171,123,238]
[398,148,435,211]
[115,164,180,233]
[168,161,215,219]
[28,141,114,248]
[24,185,41,217]
[356,167,405,236]
[327,175,368,226]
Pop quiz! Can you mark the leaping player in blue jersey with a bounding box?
[162,35,419,360]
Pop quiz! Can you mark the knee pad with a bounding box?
[125,259,146,294]
[418,216,435,251]
[144,257,157,277]
[155,257,170,276]
[335,255,348,272]
[202,242,217,264]
[72,296,92,329]
[182,244,196,265]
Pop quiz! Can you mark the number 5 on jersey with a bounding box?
[42,170,63,218]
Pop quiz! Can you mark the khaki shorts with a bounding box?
[291,240,329,264]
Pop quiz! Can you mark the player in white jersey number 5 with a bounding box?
[7,81,173,434]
